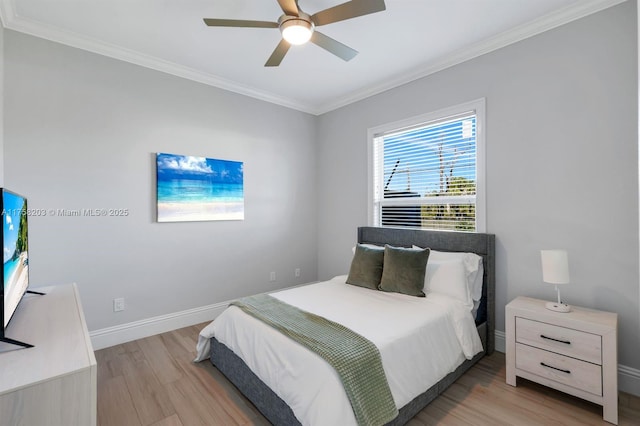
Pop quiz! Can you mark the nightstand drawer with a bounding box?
[516,317,602,364]
[516,343,602,396]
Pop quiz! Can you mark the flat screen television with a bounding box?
[0,188,33,348]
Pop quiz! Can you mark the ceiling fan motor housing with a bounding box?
[278,12,315,45]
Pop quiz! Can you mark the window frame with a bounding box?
[367,98,486,232]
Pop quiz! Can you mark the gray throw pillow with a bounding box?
[346,244,384,290]
[378,245,430,297]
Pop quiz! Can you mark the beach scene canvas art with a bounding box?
[156,153,244,222]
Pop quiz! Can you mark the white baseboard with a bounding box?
[618,364,640,397]
[88,282,315,350]
[494,330,640,397]
[89,301,228,350]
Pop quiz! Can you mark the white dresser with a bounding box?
[506,296,618,424]
[0,283,97,426]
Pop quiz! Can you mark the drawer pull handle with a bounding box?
[540,334,571,345]
[540,362,571,374]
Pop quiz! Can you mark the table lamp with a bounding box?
[540,249,571,312]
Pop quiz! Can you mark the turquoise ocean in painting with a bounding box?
[157,180,243,204]
[156,153,244,222]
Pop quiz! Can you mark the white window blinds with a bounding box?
[371,100,485,232]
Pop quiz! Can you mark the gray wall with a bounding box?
[317,2,639,370]
[3,30,318,331]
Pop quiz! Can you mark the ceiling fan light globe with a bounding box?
[281,19,313,45]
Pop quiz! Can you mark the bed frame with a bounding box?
[210,226,495,425]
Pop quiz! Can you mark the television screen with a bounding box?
[1,189,29,331]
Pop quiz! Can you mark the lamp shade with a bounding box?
[540,250,570,284]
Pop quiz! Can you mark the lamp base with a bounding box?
[545,301,571,313]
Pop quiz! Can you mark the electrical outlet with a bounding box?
[269,271,276,282]
[295,268,301,278]
[113,298,125,312]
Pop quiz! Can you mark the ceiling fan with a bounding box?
[203,0,386,67]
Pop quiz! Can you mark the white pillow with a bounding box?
[429,250,484,301]
[413,247,484,304]
[413,245,484,302]
[424,258,473,308]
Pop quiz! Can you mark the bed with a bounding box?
[196,226,495,425]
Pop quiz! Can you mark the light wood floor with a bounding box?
[96,323,640,426]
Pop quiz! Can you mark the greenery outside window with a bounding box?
[368,99,486,232]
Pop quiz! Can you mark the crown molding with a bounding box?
[0,1,317,115]
[0,0,627,116]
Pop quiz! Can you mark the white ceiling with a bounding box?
[0,0,625,114]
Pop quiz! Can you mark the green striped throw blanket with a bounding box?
[230,293,398,426]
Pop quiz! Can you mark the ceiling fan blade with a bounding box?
[311,0,386,26]
[203,18,278,28]
[277,0,300,16]
[265,39,291,67]
[310,31,358,62]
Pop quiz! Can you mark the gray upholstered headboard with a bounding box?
[357,226,496,354]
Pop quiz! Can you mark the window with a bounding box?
[368,99,485,232]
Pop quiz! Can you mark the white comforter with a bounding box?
[195,275,483,426]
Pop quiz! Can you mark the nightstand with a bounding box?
[506,296,618,424]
